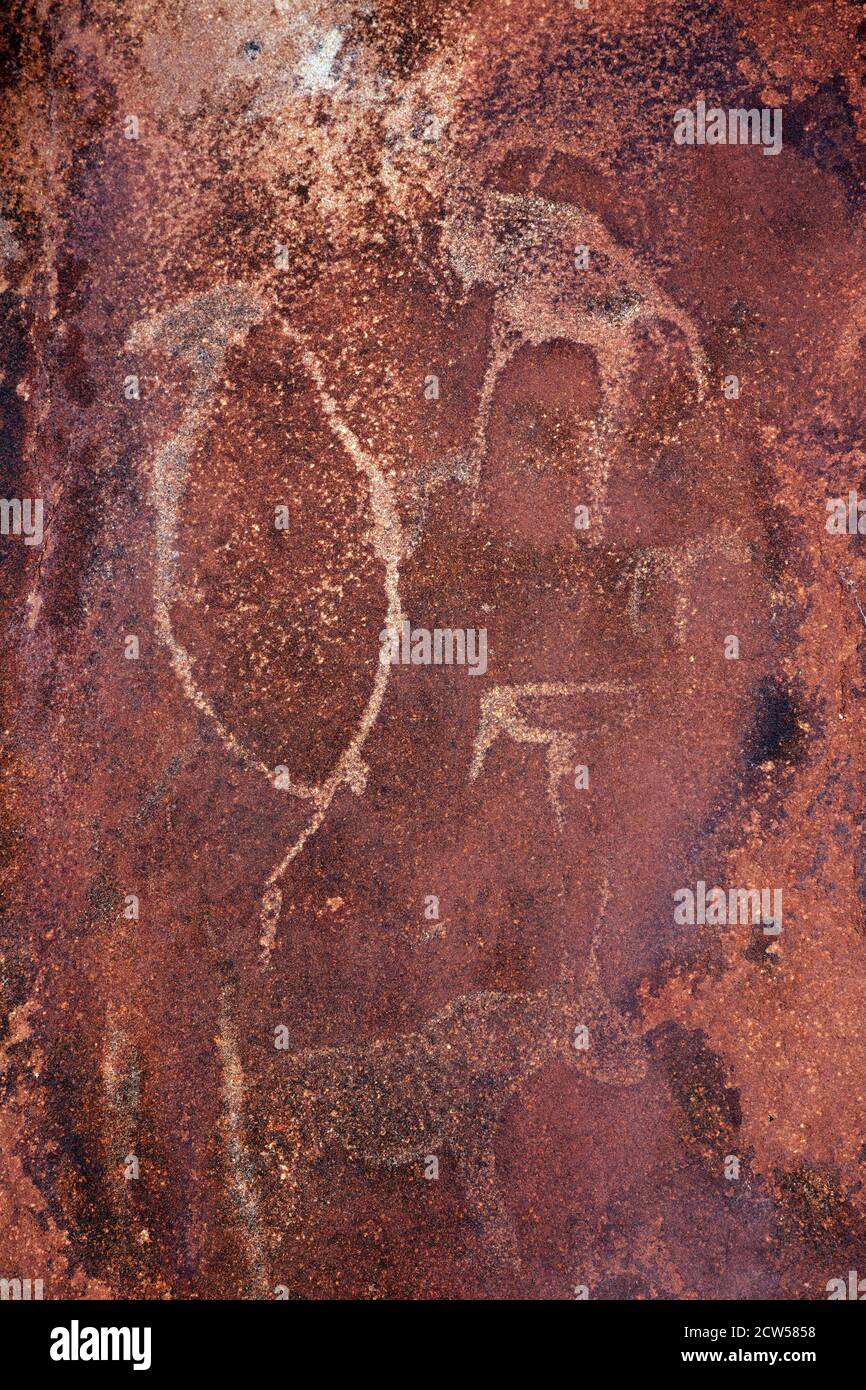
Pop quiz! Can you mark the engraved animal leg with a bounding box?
[642,289,709,403]
[456,1143,521,1276]
[617,544,701,647]
[470,683,582,829]
[586,326,640,530]
[466,310,523,515]
[601,233,708,402]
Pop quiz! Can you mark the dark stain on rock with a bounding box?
[743,676,809,772]
[784,76,866,214]
[774,1167,866,1260]
[654,1023,742,1157]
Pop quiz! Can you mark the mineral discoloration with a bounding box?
[2,0,866,1300]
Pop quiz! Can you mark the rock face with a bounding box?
[1,0,866,1300]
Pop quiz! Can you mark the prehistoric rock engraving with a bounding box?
[617,530,752,645]
[265,901,646,1273]
[441,185,709,521]
[126,287,277,782]
[129,290,406,961]
[469,681,633,826]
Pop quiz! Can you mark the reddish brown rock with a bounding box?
[2,0,866,1300]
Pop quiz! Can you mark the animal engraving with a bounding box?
[441,185,708,520]
[265,922,646,1274]
[616,530,752,645]
[469,681,634,826]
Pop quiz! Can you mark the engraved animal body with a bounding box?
[469,681,635,827]
[267,952,646,1271]
[617,530,752,645]
[440,186,708,518]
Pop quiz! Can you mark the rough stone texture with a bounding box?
[1,0,866,1299]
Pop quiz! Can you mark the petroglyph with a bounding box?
[617,530,752,645]
[265,892,645,1275]
[217,984,269,1297]
[129,221,705,963]
[126,287,278,782]
[441,186,708,522]
[101,1012,141,1167]
[129,289,406,963]
[469,682,633,827]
